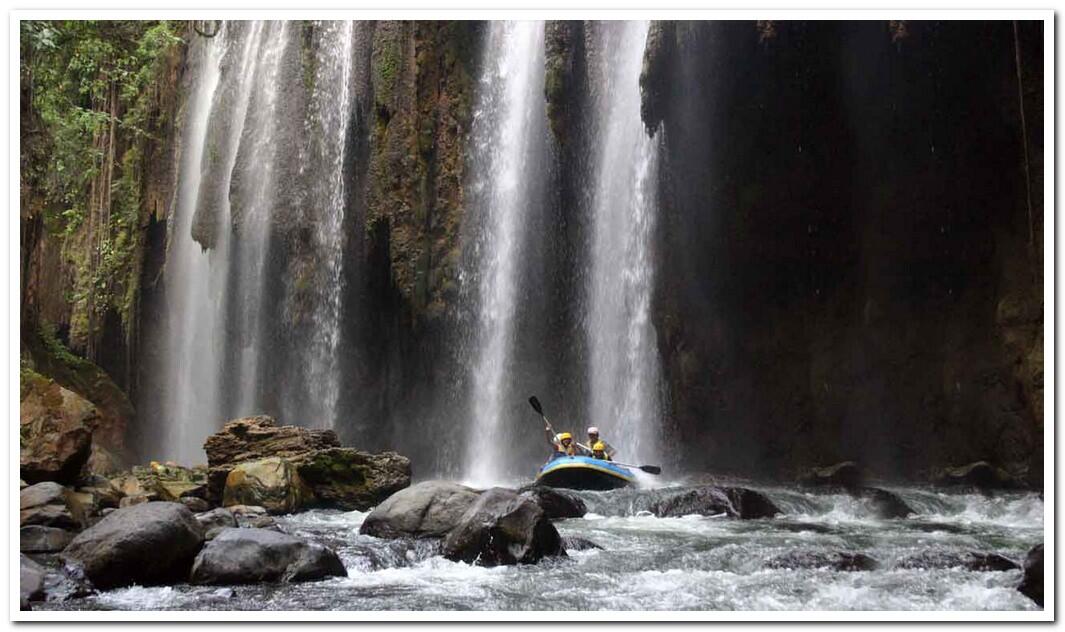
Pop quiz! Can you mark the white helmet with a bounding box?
[587,426,600,435]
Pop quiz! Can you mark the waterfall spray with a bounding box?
[586,21,664,467]
[462,21,548,485]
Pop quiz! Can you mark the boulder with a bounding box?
[442,487,565,566]
[20,525,75,553]
[222,457,311,515]
[195,508,239,540]
[20,482,85,529]
[562,536,603,551]
[932,461,1019,490]
[20,554,46,609]
[359,480,481,539]
[19,553,92,608]
[722,487,782,519]
[76,480,123,510]
[895,550,1020,572]
[799,461,865,489]
[651,487,732,517]
[189,528,346,584]
[1018,544,1043,607]
[766,550,879,571]
[181,497,211,513]
[294,447,412,511]
[519,485,586,519]
[227,504,279,530]
[119,494,152,508]
[20,373,97,485]
[859,487,915,519]
[61,501,205,589]
[203,415,340,504]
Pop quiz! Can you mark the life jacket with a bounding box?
[556,442,577,456]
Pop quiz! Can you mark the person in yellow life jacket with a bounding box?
[591,441,612,461]
[586,427,617,459]
[545,426,578,456]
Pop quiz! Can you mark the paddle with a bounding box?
[528,395,662,475]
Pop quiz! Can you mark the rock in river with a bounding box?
[442,487,565,566]
[195,507,239,540]
[223,457,311,515]
[360,480,481,539]
[189,528,346,585]
[1018,544,1043,607]
[766,550,880,571]
[20,554,46,609]
[61,501,205,589]
[519,485,587,519]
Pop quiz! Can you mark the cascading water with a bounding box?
[585,21,664,465]
[299,20,357,429]
[462,21,548,485]
[159,21,357,461]
[161,31,226,465]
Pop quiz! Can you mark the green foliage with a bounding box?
[22,20,183,340]
[22,20,182,235]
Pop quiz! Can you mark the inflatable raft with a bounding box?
[536,455,635,490]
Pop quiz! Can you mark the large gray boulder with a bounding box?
[61,501,205,589]
[766,550,880,571]
[1018,544,1043,607]
[360,481,481,539]
[20,481,84,529]
[295,447,412,511]
[442,487,565,566]
[20,525,75,553]
[189,528,346,584]
[519,485,586,519]
[651,486,781,519]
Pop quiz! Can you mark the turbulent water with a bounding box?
[37,486,1042,611]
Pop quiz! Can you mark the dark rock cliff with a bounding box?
[640,20,1043,481]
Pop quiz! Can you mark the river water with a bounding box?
[37,484,1041,612]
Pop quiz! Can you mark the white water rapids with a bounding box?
[37,486,1042,611]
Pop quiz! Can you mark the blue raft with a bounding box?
[536,455,636,490]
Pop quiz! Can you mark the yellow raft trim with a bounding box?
[537,460,635,483]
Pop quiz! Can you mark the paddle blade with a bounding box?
[639,465,662,475]
[528,396,543,416]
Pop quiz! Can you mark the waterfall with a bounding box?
[161,32,226,465]
[300,20,357,429]
[462,21,548,485]
[585,21,664,465]
[158,21,357,462]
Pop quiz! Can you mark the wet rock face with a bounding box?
[61,501,205,589]
[766,551,880,572]
[20,372,97,485]
[519,485,587,519]
[639,20,676,134]
[189,528,346,585]
[360,480,481,539]
[1017,544,1043,607]
[544,20,585,142]
[442,487,565,567]
[722,487,782,519]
